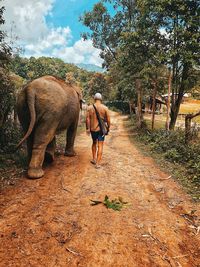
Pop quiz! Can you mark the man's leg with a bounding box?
[92,140,97,162]
[96,141,104,166]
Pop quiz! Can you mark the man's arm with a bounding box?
[105,108,111,131]
[86,108,91,133]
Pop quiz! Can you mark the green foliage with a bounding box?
[0,68,15,127]
[0,3,11,66]
[82,0,200,128]
[81,1,122,67]
[105,100,130,114]
[10,56,78,80]
[127,116,200,199]
[9,56,94,98]
[90,195,129,211]
[88,72,110,99]
[0,119,21,152]
[134,122,200,181]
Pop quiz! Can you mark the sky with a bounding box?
[2,0,103,66]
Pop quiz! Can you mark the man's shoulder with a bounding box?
[87,103,109,112]
[100,104,109,111]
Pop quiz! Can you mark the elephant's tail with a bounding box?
[16,88,36,149]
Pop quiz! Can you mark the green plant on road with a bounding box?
[90,195,129,211]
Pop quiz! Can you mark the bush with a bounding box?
[133,121,200,181]
[0,119,21,152]
[0,68,15,128]
[0,69,22,152]
[105,101,130,114]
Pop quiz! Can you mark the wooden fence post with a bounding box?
[151,81,157,130]
[185,110,200,144]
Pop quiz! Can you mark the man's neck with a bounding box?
[95,100,102,105]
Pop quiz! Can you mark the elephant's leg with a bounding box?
[64,120,78,157]
[45,137,56,163]
[28,127,56,179]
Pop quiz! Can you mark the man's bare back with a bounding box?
[86,103,110,132]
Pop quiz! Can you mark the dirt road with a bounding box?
[0,112,200,267]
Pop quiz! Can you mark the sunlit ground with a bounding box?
[144,99,200,130]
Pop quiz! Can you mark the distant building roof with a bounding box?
[162,93,190,98]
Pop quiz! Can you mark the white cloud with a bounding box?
[88,50,103,66]
[2,0,103,67]
[25,26,72,52]
[3,0,55,43]
[53,39,103,66]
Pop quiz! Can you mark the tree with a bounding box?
[82,0,200,130]
[0,1,14,130]
[81,0,166,127]
[65,72,77,85]
[0,68,14,129]
[0,4,11,66]
[140,0,200,129]
[10,73,24,125]
[81,0,136,68]
[88,73,110,99]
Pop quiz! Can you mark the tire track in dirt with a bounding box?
[0,112,199,267]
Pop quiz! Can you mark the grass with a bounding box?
[179,100,200,123]
[144,115,166,130]
[144,99,200,128]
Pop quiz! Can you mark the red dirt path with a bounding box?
[0,112,199,267]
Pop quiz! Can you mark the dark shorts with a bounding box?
[91,131,105,142]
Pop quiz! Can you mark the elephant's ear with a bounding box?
[74,86,83,108]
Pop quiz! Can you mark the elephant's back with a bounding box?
[22,76,79,125]
[29,76,78,103]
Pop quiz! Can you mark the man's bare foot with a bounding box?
[90,159,96,165]
[95,164,101,169]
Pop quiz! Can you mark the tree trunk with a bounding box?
[169,64,189,130]
[166,68,171,131]
[185,115,192,145]
[136,79,143,128]
[169,89,184,130]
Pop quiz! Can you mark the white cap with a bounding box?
[94,93,102,100]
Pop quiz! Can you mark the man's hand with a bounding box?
[86,129,90,136]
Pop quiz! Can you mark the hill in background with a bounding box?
[77,63,104,73]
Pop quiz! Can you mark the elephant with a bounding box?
[17,75,82,179]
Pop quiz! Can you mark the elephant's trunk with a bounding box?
[16,88,36,149]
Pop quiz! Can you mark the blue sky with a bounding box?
[3,0,103,66]
[46,0,99,44]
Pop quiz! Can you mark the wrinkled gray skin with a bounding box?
[17,75,82,179]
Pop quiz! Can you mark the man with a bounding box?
[86,93,111,169]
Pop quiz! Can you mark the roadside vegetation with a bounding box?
[125,116,200,201]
